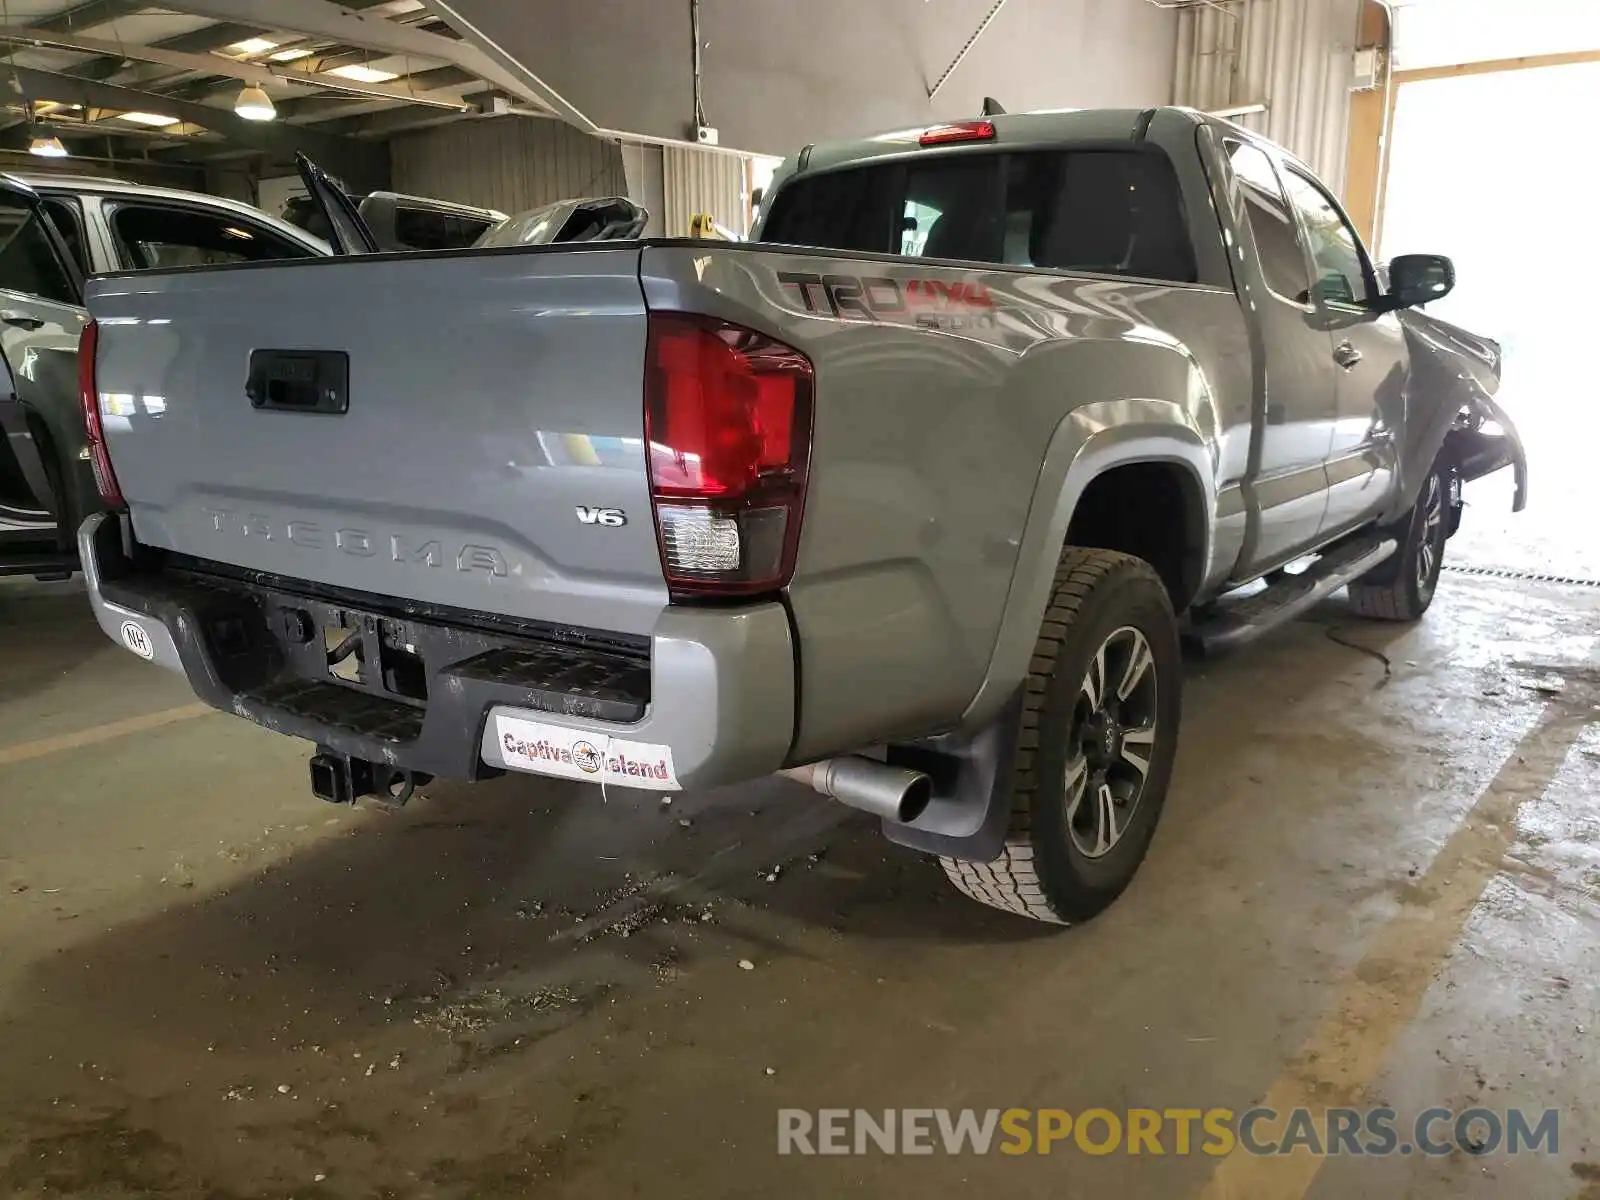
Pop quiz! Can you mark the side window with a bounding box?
[1280,168,1372,307]
[1225,140,1312,304]
[393,207,495,251]
[0,197,78,305]
[40,197,89,277]
[109,204,316,270]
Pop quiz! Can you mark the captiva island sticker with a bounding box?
[494,715,679,792]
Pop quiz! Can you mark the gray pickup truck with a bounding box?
[77,110,1524,925]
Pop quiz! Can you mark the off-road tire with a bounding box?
[941,547,1182,924]
[1347,463,1450,621]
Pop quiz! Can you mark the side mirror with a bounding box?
[1380,253,1455,312]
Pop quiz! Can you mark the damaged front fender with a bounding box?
[1390,307,1527,522]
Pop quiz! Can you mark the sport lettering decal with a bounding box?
[494,714,680,792]
[777,271,1000,330]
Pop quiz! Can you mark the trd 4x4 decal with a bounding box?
[777,271,999,329]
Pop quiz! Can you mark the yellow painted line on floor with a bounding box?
[1197,698,1592,1200]
[0,702,214,769]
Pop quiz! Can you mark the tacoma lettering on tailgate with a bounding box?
[200,508,509,578]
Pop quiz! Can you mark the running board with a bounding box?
[0,552,77,580]
[1188,537,1398,654]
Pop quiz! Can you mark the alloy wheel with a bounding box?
[1064,625,1160,859]
[1417,473,1445,594]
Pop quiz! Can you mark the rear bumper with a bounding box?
[79,514,796,791]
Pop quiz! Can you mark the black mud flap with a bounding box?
[879,690,1026,863]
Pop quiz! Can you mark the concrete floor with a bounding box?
[3,507,1599,1198]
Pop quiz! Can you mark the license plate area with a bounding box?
[180,570,653,727]
[275,601,429,708]
[256,598,432,710]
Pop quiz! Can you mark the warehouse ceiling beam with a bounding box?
[37,0,143,32]
[1394,46,1600,84]
[321,100,472,137]
[153,0,592,127]
[65,0,401,87]
[0,25,473,110]
[4,64,387,175]
[279,79,490,126]
[420,1,591,130]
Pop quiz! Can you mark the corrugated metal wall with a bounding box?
[1174,0,1363,196]
[620,142,668,238]
[390,116,627,214]
[662,146,750,238]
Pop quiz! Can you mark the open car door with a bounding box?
[0,173,88,577]
[0,341,54,521]
[293,152,378,256]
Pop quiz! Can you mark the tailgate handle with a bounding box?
[1,311,45,331]
[246,350,350,415]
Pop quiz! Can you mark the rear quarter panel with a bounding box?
[642,245,1251,757]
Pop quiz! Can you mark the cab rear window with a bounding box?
[762,148,1196,284]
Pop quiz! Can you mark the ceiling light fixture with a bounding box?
[28,134,68,158]
[233,84,276,121]
[229,37,277,55]
[119,111,180,126]
[328,63,398,83]
[269,46,313,61]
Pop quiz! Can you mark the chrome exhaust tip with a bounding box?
[780,757,932,825]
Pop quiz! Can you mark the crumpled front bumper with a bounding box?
[78,513,797,792]
[1453,390,1528,512]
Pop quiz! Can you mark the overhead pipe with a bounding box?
[1208,101,1268,117]
[928,0,1012,100]
[690,0,707,128]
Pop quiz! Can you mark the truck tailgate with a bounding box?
[86,247,668,636]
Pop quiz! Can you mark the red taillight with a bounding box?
[77,318,123,508]
[919,120,996,147]
[644,312,813,597]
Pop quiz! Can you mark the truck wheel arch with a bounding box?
[958,403,1214,735]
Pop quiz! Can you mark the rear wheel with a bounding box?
[1347,463,1450,621]
[941,547,1182,924]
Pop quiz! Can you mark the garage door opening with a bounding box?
[1381,6,1600,580]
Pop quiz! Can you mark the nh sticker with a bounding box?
[120,620,154,660]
